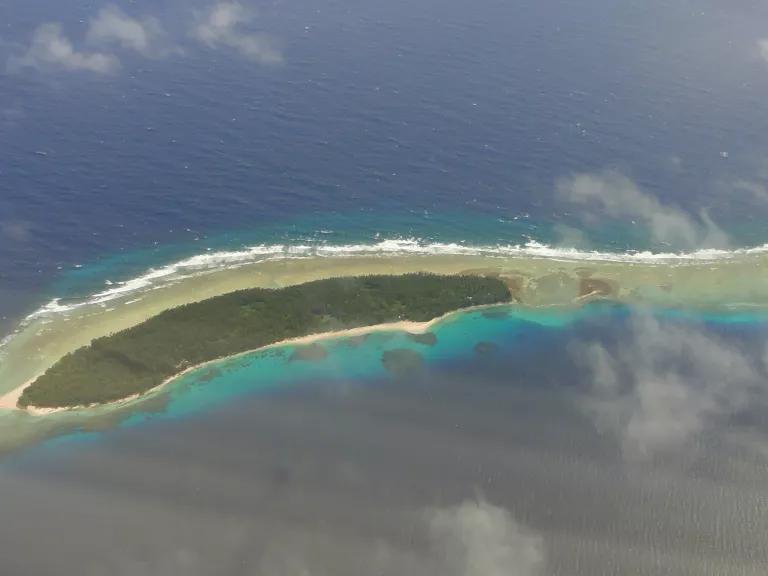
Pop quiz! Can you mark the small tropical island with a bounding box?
[18,274,511,410]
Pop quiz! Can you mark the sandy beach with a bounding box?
[0,307,466,414]
[0,381,29,411]
[1,252,768,409]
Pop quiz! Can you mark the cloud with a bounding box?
[11,23,118,73]
[759,39,768,63]
[557,170,729,250]
[193,1,282,64]
[10,6,172,73]
[428,499,545,576]
[573,313,764,461]
[86,6,168,57]
[11,3,280,74]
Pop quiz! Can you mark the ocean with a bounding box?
[2,305,768,575]
[3,0,768,328]
[2,0,768,573]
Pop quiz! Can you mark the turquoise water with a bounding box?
[9,302,766,461]
[32,210,768,313]
[44,212,576,302]
[91,305,584,425]
[4,0,768,570]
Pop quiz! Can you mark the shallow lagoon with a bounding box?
[2,303,768,575]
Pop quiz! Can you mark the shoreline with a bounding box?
[2,252,768,403]
[0,304,483,416]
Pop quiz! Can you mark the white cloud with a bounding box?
[573,313,763,461]
[11,3,280,74]
[10,6,172,74]
[557,170,729,250]
[11,23,117,73]
[758,39,768,64]
[86,6,168,57]
[193,1,282,64]
[428,499,545,576]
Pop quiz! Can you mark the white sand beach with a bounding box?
[1,252,768,411]
[0,308,463,414]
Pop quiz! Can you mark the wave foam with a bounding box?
[14,238,768,325]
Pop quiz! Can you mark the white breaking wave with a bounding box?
[0,333,16,358]
[11,238,768,327]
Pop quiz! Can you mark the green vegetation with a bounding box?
[21,274,510,408]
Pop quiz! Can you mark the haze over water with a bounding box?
[2,0,768,574]
[2,306,768,575]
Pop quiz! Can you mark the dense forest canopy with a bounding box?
[21,274,511,408]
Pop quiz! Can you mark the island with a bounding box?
[18,274,511,409]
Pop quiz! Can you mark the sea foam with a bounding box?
[12,238,768,330]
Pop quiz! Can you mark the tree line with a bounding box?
[21,273,510,408]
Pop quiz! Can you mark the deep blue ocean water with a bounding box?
[3,0,768,329]
[4,3,768,571]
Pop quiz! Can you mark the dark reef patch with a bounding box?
[382,349,424,377]
[407,332,438,346]
[579,277,616,299]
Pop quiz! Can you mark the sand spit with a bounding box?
[1,252,767,408]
